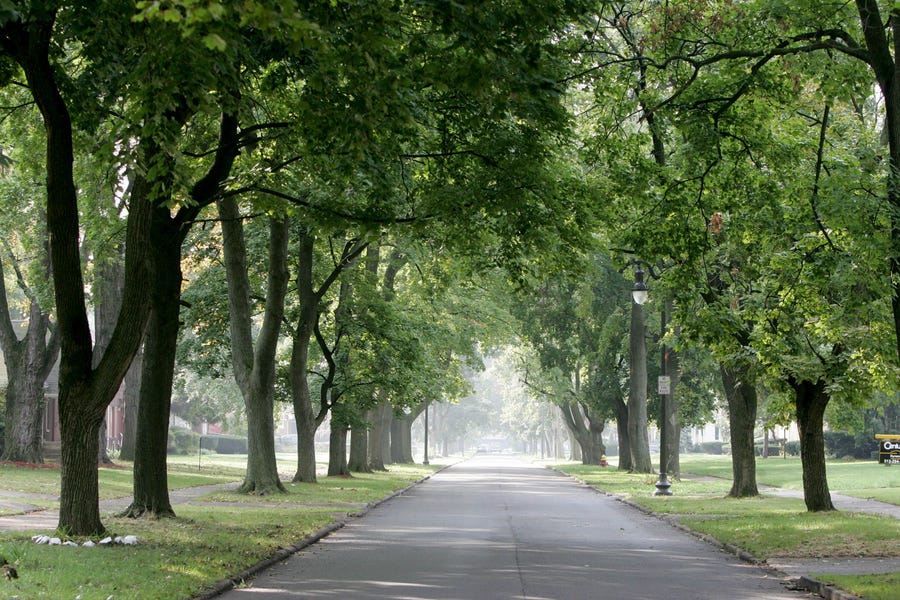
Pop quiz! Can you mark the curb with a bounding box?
[548,467,864,600]
[193,464,455,599]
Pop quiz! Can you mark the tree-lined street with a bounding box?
[220,455,810,600]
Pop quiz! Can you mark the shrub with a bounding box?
[698,441,724,455]
[784,441,801,456]
[823,430,876,460]
[201,434,248,454]
[168,428,200,455]
[754,443,783,457]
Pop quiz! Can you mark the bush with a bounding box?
[201,434,248,454]
[823,431,874,460]
[697,441,724,455]
[754,443,783,457]
[168,428,200,455]
[784,441,801,456]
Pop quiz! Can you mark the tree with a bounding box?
[0,101,58,463]
[0,8,157,535]
[0,242,58,463]
[219,199,289,494]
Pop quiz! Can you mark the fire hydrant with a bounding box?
[600,455,608,467]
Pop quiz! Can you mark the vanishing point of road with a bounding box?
[218,455,813,600]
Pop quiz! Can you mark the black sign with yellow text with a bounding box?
[876,434,900,465]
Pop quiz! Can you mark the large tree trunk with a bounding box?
[853,1,900,367]
[720,363,759,497]
[293,395,319,482]
[120,227,182,518]
[291,232,320,483]
[791,377,835,512]
[93,256,124,466]
[615,397,632,471]
[0,242,59,464]
[348,412,371,473]
[220,202,289,495]
[117,344,143,461]
[666,344,682,478]
[327,421,349,477]
[381,401,394,464]
[125,113,239,508]
[0,305,56,463]
[395,411,416,463]
[390,416,405,463]
[558,402,603,465]
[628,301,652,473]
[368,398,391,471]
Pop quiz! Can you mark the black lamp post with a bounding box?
[632,267,672,496]
[654,302,673,496]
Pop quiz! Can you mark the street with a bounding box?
[218,455,811,599]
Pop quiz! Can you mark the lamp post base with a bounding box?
[654,472,673,496]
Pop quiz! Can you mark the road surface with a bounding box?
[218,455,812,599]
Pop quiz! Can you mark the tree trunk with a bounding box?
[120,231,182,518]
[615,397,632,471]
[720,363,759,497]
[125,112,240,507]
[368,398,390,471]
[666,344,682,478]
[348,412,371,473]
[853,1,900,367]
[327,421,349,476]
[0,252,59,464]
[118,344,143,462]
[381,404,393,464]
[588,415,605,463]
[58,406,105,535]
[93,257,123,466]
[390,417,405,463]
[396,412,415,463]
[628,301,651,473]
[791,377,835,512]
[2,371,45,463]
[291,232,320,483]
[220,201,289,495]
[558,403,603,465]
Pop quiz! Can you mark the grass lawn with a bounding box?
[679,454,900,496]
[0,457,438,599]
[556,455,900,600]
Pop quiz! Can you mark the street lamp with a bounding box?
[631,265,672,495]
[631,268,649,305]
[654,301,673,496]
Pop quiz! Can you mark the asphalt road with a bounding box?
[218,455,813,599]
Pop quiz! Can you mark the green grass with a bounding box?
[679,454,900,495]
[0,462,243,499]
[556,455,900,600]
[810,572,900,600]
[554,460,900,560]
[0,459,437,599]
[204,464,430,505]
